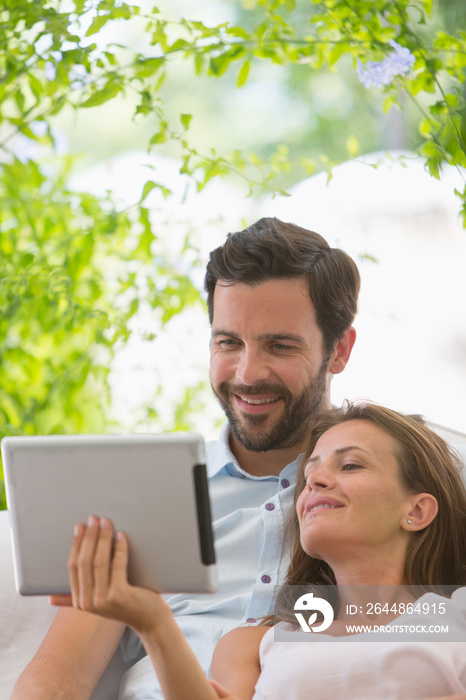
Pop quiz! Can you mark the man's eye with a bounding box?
[218,338,239,347]
[272,343,290,351]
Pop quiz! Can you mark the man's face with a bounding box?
[210,277,332,453]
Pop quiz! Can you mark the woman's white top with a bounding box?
[253,589,466,699]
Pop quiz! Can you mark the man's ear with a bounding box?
[402,493,438,532]
[328,326,356,375]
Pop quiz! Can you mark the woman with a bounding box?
[68,402,466,699]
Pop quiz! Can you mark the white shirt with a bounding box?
[253,588,466,700]
[118,423,298,700]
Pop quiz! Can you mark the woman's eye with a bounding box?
[342,463,361,471]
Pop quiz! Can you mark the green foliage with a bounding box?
[1,0,466,507]
[0,2,462,214]
[0,153,202,509]
[3,1,465,199]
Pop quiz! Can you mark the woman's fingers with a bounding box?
[68,517,169,633]
[49,595,73,606]
[76,515,101,609]
[109,531,129,587]
[67,522,85,608]
[68,516,119,613]
[92,517,113,606]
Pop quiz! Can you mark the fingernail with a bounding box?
[100,518,108,529]
[116,531,124,541]
[87,515,96,527]
[74,524,82,537]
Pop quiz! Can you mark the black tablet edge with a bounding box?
[193,463,216,566]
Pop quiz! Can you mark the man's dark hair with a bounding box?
[204,217,360,356]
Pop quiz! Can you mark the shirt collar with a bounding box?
[206,422,300,483]
[206,422,235,478]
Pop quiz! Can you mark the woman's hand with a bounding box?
[64,516,243,700]
[68,515,171,637]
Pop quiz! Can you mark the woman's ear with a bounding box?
[402,493,438,532]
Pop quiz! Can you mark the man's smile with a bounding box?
[235,394,283,414]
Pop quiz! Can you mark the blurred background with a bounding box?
[1,0,466,507]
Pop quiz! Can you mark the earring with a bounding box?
[407,519,412,524]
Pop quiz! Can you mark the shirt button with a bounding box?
[281,478,290,488]
[265,502,275,511]
[261,574,272,584]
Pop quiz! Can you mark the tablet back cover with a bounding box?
[2,433,216,596]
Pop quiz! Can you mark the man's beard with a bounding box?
[212,361,329,453]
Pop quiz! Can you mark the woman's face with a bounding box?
[296,419,413,563]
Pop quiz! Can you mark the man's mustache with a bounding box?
[218,382,292,400]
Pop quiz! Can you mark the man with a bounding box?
[12,217,359,699]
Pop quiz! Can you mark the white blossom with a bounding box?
[357,40,415,88]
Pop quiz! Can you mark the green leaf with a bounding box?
[420,140,444,178]
[328,42,348,65]
[346,135,359,157]
[85,14,111,37]
[140,180,157,202]
[445,92,459,108]
[134,56,164,77]
[28,74,44,100]
[80,83,122,108]
[169,38,191,53]
[139,179,171,203]
[150,130,167,145]
[194,52,204,75]
[180,113,192,130]
[237,60,250,87]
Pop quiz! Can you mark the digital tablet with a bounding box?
[2,433,216,596]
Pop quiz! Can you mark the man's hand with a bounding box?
[67,516,171,637]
